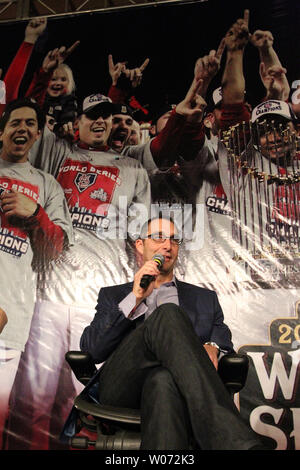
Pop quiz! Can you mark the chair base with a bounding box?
[70,417,141,450]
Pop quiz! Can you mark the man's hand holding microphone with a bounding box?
[132,254,165,308]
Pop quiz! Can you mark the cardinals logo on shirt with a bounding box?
[74,173,97,193]
[57,159,120,232]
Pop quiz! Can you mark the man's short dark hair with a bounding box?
[0,98,46,131]
[151,104,175,126]
[139,213,178,240]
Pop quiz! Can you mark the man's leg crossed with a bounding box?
[98,303,261,450]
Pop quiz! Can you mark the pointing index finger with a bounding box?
[186,76,203,102]
[139,58,150,72]
[215,38,226,60]
[108,54,115,70]
[66,40,80,57]
[243,9,249,28]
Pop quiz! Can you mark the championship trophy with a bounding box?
[220,100,300,288]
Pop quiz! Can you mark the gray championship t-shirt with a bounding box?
[29,129,151,308]
[0,158,73,351]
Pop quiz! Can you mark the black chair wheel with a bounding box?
[70,436,89,449]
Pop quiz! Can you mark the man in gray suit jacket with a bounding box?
[80,215,263,450]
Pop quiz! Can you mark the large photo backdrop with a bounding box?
[0,0,299,451]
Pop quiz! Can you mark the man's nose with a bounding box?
[162,238,172,250]
[95,115,105,124]
[267,130,281,140]
[16,123,27,132]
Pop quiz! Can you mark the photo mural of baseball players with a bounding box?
[219,100,299,287]
[1,1,299,451]
[0,98,73,449]
[154,11,254,294]
[213,99,300,449]
[7,70,213,449]
[218,100,299,288]
[0,18,48,119]
[108,73,212,279]
[6,93,151,450]
[179,11,299,300]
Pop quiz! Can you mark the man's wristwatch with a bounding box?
[204,342,220,356]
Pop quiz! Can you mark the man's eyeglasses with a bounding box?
[145,233,183,246]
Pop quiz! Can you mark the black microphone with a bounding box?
[140,253,165,289]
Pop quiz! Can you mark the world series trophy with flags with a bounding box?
[220,100,300,288]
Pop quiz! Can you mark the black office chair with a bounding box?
[63,350,249,450]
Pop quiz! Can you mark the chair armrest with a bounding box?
[65,350,97,385]
[218,353,249,394]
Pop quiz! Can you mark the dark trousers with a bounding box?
[97,303,259,450]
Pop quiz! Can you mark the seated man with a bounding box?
[0,98,72,448]
[80,215,264,450]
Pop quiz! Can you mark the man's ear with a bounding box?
[149,124,156,137]
[135,238,144,267]
[135,238,144,256]
[203,113,214,129]
[34,129,41,142]
[73,117,80,131]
